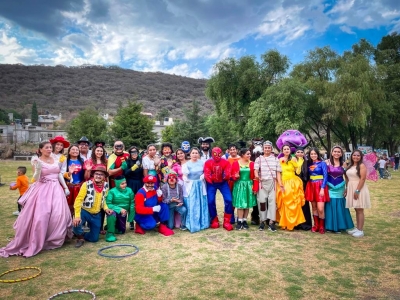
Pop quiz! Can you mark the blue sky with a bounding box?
[0,0,399,78]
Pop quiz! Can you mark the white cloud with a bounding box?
[0,29,38,64]
[340,25,356,35]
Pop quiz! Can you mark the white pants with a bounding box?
[257,179,276,222]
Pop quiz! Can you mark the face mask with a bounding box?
[212,147,223,162]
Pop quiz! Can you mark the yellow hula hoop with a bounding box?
[0,267,42,283]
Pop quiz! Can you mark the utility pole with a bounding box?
[14,121,17,151]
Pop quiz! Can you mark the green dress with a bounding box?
[232,163,257,209]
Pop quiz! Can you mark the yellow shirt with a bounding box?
[74,182,109,218]
[280,158,301,181]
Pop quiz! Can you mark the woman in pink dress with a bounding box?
[0,141,73,258]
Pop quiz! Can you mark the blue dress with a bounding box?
[183,160,210,233]
[324,165,354,232]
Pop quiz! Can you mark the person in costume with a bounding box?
[1,141,72,257]
[324,146,354,233]
[77,136,92,161]
[73,166,111,248]
[345,150,371,238]
[276,144,306,230]
[105,176,135,242]
[162,171,187,230]
[231,148,257,230]
[254,141,282,232]
[159,142,177,183]
[50,136,70,166]
[198,137,214,161]
[171,148,188,228]
[142,144,161,189]
[249,138,264,225]
[305,147,330,234]
[124,146,144,230]
[107,141,130,188]
[63,144,85,216]
[182,148,209,233]
[84,144,107,180]
[294,147,312,230]
[226,143,240,224]
[204,147,234,231]
[181,141,191,159]
[134,175,174,236]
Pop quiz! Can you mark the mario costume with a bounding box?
[204,147,234,231]
[134,175,174,236]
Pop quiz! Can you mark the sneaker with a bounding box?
[242,221,249,230]
[268,222,277,232]
[129,222,135,230]
[12,211,20,216]
[258,222,265,231]
[180,226,188,231]
[352,230,364,238]
[75,239,85,248]
[347,228,359,235]
[236,221,243,230]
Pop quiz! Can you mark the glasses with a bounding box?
[79,143,89,147]
[94,173,105,176]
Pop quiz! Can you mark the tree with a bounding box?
[156,108,170,125]
[0,109,10,125]
[160,99,207,147]
[31,102,38,126]
[66,108,108,144]
[111,101,157,148]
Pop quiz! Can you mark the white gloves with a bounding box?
[156,189,163,197]
[32,160,42,182]
[64,188,70,196]
[152,205,161,212]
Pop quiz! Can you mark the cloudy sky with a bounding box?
[0,0,399,78]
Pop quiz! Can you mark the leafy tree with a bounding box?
[156,108,170,125]
[160,99,207,148]
[31,102,38,125]
[111,101,157,148]
[66,108,108,144]
[0,109,10,125]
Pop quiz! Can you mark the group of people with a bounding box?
[1,134,371,258]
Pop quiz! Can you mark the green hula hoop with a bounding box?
[97,244,139,258]
[0,267,41,283]
[48,289,96,299]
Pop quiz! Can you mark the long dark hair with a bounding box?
[66,144,84,168]
[282,143,291,164]
[307,147,322,166]
[345,150,363,178]
[329,146,344,166]
[175,148,186,165]
[38,141,51,157]
[91,145,107,166]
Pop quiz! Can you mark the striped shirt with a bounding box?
[254,154,281,180]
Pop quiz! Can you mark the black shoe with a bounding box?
[75,239,84,248]
[259,222,265,231]
[130,222,134,230]
[236,221,243,230]
[268,222,277,232]
[242,221,249,230]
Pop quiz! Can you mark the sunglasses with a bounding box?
[130,151,138,154]
[115,144,123,149]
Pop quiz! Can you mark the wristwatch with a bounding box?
[355,189,360,194]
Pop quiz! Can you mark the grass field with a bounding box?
[0,160,399,300]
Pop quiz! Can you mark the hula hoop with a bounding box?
[97,244,139,258]
[48,289,96,299]
[0,267,41,283]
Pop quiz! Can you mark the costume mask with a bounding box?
[212,147,223,162]
[181,141,190,153]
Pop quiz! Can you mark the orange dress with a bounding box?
[276,159,306,230]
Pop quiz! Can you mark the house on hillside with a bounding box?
[37,113,62,128]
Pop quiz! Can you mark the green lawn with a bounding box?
[0,160,399,299]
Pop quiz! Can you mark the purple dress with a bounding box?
[0,160,73,258]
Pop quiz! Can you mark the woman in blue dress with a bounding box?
[324,146,354,233]
[182,147,209,233]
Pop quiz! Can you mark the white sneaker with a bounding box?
[352,230,364,238]
[12,211,20,216]
[347,228,359,235]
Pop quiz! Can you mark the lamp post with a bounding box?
[14,121,17,151]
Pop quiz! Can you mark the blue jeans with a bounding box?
[379,168,384,178]
[73,209,101,242]
[168,203,187,229]
[395,163,399,171]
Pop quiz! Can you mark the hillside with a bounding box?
[0,64,213,123]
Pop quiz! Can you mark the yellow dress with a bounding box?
[276,159,306,230]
